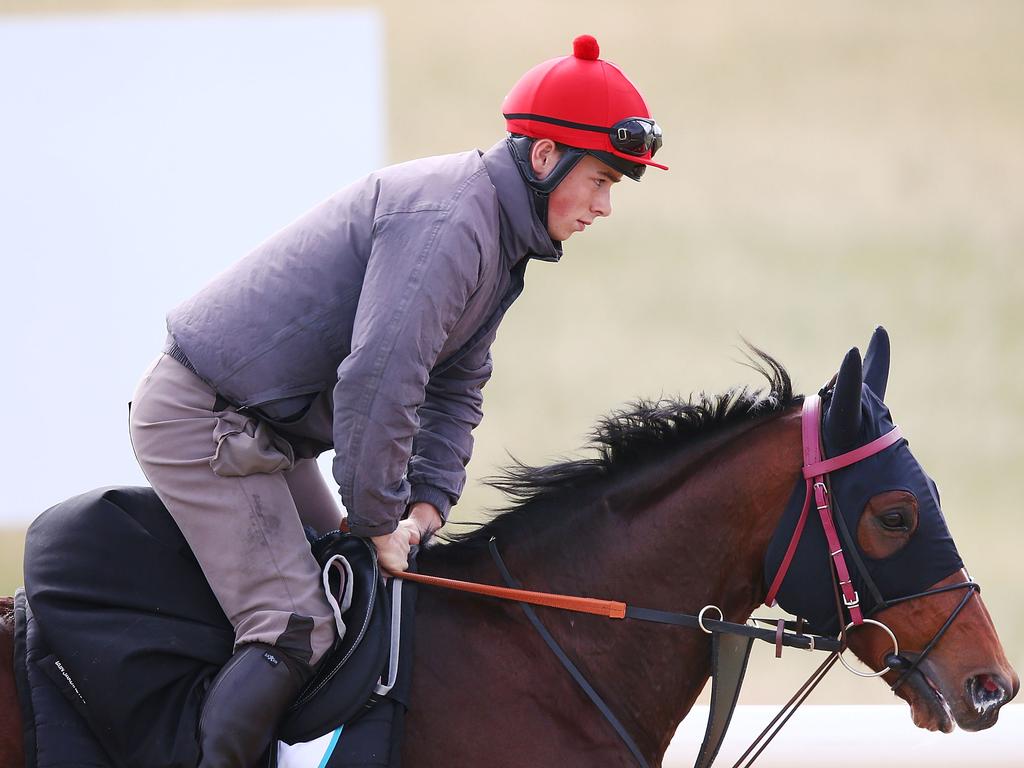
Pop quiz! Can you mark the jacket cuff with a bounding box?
[347,517,399,538]
[408,484,453,521]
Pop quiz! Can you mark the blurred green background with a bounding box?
[2,0,1021,707]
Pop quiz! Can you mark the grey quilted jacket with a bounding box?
[166,140,560,537]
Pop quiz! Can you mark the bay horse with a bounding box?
[0,597,21,767]
[0,328,1018,767]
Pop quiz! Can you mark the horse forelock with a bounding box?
[428,346,799,562]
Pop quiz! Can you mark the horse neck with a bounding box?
[494,407,804,762]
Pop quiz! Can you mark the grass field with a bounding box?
[2,0,1022,710]
[0,528,24,597]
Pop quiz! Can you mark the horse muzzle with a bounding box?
[886,653,1018,732]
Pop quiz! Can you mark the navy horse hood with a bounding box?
[764,327,964,635]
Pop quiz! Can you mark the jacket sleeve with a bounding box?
[407,338,494,517]
[333,208,486,538]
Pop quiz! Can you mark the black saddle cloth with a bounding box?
[19,486,400,768]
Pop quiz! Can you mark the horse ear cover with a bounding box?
[825,348,863,451]
[862,326,891,401]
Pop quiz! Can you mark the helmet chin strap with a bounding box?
[506,135,586,230]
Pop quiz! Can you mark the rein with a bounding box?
[398,568,840,654]
[397,392,977,766]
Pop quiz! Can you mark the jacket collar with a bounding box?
[481,140,562,265]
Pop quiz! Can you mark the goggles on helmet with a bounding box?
[611,117,663,158]
[502,114,663,159]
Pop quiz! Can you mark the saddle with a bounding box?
[13,486,415,768]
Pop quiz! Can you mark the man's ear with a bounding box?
[530,139,561,180]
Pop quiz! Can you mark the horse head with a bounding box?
[768,327,1018,732]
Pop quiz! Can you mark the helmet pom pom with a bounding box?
[572,34,600,61]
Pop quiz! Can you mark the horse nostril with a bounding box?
[969,674,1008,716]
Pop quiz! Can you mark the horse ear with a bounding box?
[863,326,890,400]
[825,348,863,449]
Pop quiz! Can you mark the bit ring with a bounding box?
[839,618,899,678]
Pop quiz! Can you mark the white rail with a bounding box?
[665,704,1023,766]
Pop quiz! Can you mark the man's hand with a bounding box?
[370,502,443,575]
[371,520,421,575]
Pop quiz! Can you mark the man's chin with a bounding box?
[548,220,584,242]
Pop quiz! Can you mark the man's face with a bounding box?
[531,143,621,242]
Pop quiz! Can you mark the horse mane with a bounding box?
[427,346,799,561]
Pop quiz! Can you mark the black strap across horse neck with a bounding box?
[398,538,845,768]
[486,539,840,768]
[488,538,652,768]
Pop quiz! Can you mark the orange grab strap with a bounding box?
[396,571,627,620]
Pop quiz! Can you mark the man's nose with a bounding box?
[593,190,612,218]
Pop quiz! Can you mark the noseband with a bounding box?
[765,392,979,690]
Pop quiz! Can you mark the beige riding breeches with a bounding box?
[128,353,340,669]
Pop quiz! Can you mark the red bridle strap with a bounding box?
[763,395,903,626]
[802,426,904,479]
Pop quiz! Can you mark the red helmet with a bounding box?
[503,35,667,178]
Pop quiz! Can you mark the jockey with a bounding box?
[128,34,664,767]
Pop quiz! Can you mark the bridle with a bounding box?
[397,388,979,766]
[765,390,979,691]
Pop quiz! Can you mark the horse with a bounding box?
[0,597,22,767]
[0,328,1018,767]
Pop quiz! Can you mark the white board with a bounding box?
[0,9,384,521]
[666,704,1023,766]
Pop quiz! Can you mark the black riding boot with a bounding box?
[198,643,313,768]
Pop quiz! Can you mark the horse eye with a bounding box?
[880,510,908,531]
